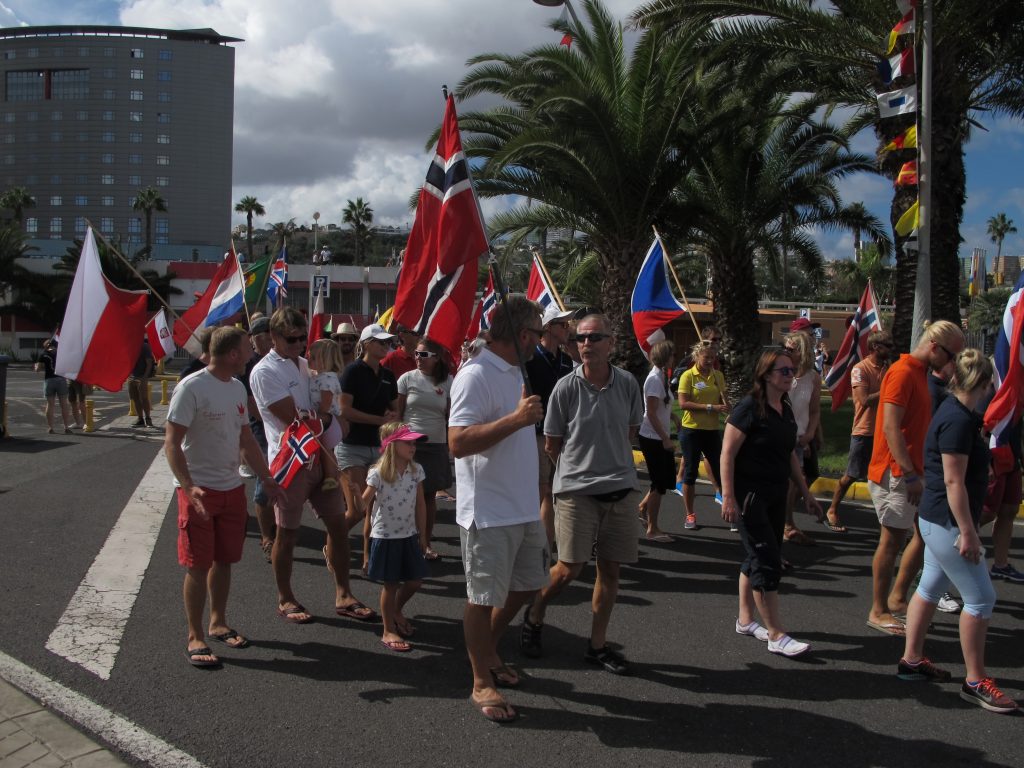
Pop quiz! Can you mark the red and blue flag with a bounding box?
[269,419,319,488]
[984,272,1024,473]
[824,280,882,411]
[268,244,288,307]
[630,238,686,358]
[525,254,558,311]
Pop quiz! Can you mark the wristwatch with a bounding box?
[706,404,713,413]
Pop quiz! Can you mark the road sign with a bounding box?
[799,308,812,320]
[312,273,330,298]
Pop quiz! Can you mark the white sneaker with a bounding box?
[936,592,962,614]
[239,464,255,479]
[735,620,769,642]
[768,634,810,657]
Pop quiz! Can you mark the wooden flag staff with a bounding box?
[533,252,567,312]
[652,225,703,339]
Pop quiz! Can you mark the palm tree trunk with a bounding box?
[144,211,153,261]
[247,212,254,261]
[711,247,761,403]
[928,88,967,329]
[601,248,646,380]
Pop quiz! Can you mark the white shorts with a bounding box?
[868,469,917,531]
[459,520,549,608]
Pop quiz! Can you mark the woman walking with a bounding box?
[397,337,453,560]
[35,340,73,434]
[720,348,822,657]
[638,341,680,541]
[781,330,821,546]
[897,350,1018,713]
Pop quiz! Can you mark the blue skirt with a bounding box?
[367,535,429,584]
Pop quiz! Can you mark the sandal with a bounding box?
[471,694,517,723]
[380,638,412,653]
[784,526,815,546]
[335,600,378,621]
[208,629,250,649]
[186,646,221,668]
[423,547,440,561]
[490,663,520,688]
[823,514,847,533]
[260,539,274,563]
[277,604,313,624]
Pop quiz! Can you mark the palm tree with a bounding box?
[342,198,374,264]
[632,0,1024,350]
[130,186,168,263]
[268,219,295,259]
[987,212,1018,260]
[831,243,894,303]
[234,195,266,262]
[0,186,36,226]
[452,0,707,373]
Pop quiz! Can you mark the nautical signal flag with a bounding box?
[887,10,915,55]
[877,48,914,85]
[895,199,920,237]
[883,125,917,152]
[984,272,1024,473]
[392,94,489,364]
[54,227,149,392]
[895,160,918,187]
[631,237,687,359]
[877,86,916,119]
[823,281,882,411]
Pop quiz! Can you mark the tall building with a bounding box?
[0,25,239,260]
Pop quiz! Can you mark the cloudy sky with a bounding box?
[5,0,1023,263]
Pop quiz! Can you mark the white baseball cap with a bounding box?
[359,323,396,343]
[541,305,574,327]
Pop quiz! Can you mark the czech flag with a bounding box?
[631,237,686,359]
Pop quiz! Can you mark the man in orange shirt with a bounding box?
[825,330,893,531]
[866,321,964,635]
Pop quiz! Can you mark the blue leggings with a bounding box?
[916,517,996,619]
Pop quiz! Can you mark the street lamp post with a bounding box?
[313,211,320,255]
[531,0,582,27]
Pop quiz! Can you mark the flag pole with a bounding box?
[232,239,254,329]
[533,252,566,311]
[488,253,533,396]
[86,221,199,342]
[652,226,703,339]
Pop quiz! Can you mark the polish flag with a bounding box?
[306,287,327,357]
[55,227,148,392]
[146,308,176,362]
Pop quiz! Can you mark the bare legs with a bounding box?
[183,562,238,663]
[869,522,922,624]
[738,572,786,640]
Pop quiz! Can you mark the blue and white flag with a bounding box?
[267,244,288,307]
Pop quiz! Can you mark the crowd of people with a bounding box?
[156,300,1021,720]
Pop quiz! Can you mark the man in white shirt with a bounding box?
[250,307,375,624]
[449,295,546,723]
[165,327,284,668]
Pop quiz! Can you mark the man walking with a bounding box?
[824,330,893,531]
[449,295,547,723]
[332,322,359,369]
[242,316,276,561]
[251,307,375,624]
[866,321,964,635]
[521,313,643,674]
[165,327,284,667]
[129,337,155,428]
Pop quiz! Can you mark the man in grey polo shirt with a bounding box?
[521,313,643,675]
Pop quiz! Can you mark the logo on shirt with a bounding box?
[237,403,246,416]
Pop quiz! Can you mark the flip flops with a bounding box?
[866,619,906,636]
[335,601,378,621]
[380,638,412,652]
[277,604,313,624]
[490,664,520,688]
[186,646,221,668]
[823,514,848,533]
[209,629,250,649]
[471,695,517,723]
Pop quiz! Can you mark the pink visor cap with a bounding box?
[380,424,428,452]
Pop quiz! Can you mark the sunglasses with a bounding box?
[284,334,307,344]
[524,327,544,337]
[935,341,957,360]
[773,366,797,376]
[415,350,438,359]
[576,332,610,344]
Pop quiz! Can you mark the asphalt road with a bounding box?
[1,365,1022,767]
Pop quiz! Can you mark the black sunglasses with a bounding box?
[576,332,610,344]
[284,334,307,344]
[773,366,797,376]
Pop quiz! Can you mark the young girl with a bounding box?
[361,422,429,652]
[308,339,345,492]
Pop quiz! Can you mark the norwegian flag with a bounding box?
[269,419,319,488]
[525,254,559,311]
[824,280,882,411]
[984,272,1024,473]
[392,94,489,363]
[267,244,288,307]
[466,271,500,339]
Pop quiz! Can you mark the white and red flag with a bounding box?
[392,94,489,364]
[146,308,176,362]
[984,272,1024,473]
[55,227,148,392]
[525,254,560,311]
[306,287,327,357]
[823,280,882,411]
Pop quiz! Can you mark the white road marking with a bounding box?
[0,650,207,768]
[45,451,173,679]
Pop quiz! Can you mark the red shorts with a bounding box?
[983,467,1022,520]
[177,486,248,570]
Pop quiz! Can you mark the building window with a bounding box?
[130,49,144,59]
[78,47,90,57]
[102,110,114,121]
[50,195,62,206]
[2,113,12,123]
[104,48,114,58]
[129,90,143,101]
[129,132,142,143]
[102,131,114,142]
[3,51,14,61]
[100,217,114,233]
[5,71,43,101]
[129,111,142,122]
[128,175,141,186]
[158,50,172,61]
[27,48,39,59]
[127,218,141,235]
[50,131,62,142]
[157,113,170,124]
[49,217,62,238]
[49,174,61,184]
[130,69,144,80]
[50,70,89,100]
[52,48,64,58]
[76,110,87,120]
[26,111,37,121]
[25,217,38,234]
[51,110,62,121]
[128,153,141,164]
[339,289,362,314]
[75,216,87,234]
[102,153,114,164]
[158,92,171,103]
[75,195,87,206]
[76,131,88,142]
[157,70,171,82]
[103,68,114,79]
[75,174,87,184]
[25,133,37,143]
[101,174,114,185]
[1,134,11,144]
[101,195,114,206]
[156,134,170,144]
[1,154,12,165]
[155,176,169,187]
[156,155,169,166]
[103,89,115,100]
